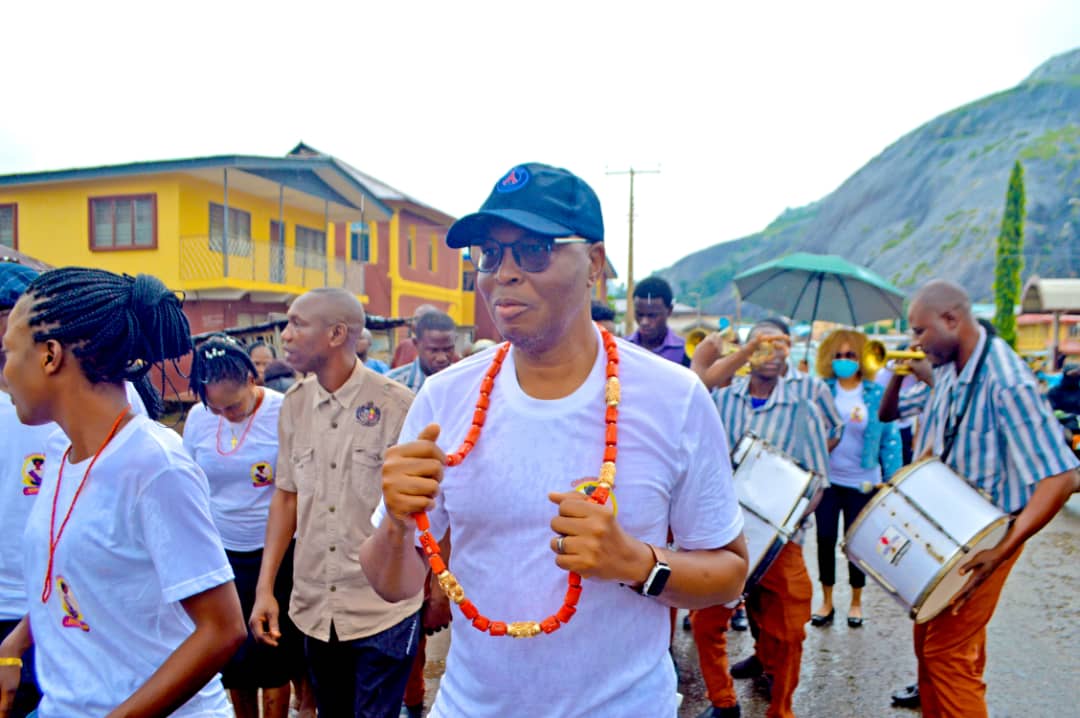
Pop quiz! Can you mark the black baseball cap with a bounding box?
[446,163,604,248]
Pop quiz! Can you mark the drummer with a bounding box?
[880,279,1079,717]
[693,318,841,718]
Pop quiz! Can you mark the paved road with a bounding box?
[418,495,1080,717]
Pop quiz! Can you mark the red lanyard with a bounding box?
[42,405,131,603]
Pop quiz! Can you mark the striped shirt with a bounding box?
[898,327,1079,513]
[386,358,427,394]
[713,373,841,478]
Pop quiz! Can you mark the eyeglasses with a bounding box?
[834,351,858,360]
[467,236,589,274]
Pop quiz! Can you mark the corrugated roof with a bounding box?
[1021,276,1080,312]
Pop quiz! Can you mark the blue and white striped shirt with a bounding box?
[386,358,427,394]
[898,327,1079,513]
[713,373,841,478]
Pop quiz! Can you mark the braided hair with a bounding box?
[189,337,258,404]
[25,268,192,418]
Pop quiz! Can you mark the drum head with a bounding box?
[913,517,1011,623]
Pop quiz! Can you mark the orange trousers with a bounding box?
[692,542,812,718]
[914,548,1022,718]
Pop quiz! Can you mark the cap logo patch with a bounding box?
[495,166,530,193]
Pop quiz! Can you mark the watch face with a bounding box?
[646,563,671,597]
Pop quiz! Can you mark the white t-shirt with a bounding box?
[828,383,882,490]
[183,389,284,551]
[0,392,57,620]
[24,416,233,718]
[394,330,744,718]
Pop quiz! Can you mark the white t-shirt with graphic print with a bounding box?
[828,383,882,490]
[0,392,57,620]
[389,328,744,718]
[24,415,233,718]
[183,389,284,551]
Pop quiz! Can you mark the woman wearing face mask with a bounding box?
[810,329,902,628]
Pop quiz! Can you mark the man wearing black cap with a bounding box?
[361,163,749,717]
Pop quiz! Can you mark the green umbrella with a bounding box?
[734,252,906,327]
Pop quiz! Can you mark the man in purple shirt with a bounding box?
[628,276,690,367]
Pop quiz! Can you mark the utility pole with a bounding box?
[607,167,659,335]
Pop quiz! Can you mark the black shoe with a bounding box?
[753,673,774,700]
[891,683,920,709]
[810,608,835,627]
[730,607,749,632]
[696,704,741,718]
[683,614,692,631]
[730,654,764,679]
[847,616,864,628]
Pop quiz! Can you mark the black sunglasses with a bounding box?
[467,236,589,273]
[834,351,858,360]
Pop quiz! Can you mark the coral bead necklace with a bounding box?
[412,326,621,639]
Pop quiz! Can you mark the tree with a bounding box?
[993,160,1025,348]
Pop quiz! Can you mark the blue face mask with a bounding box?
[832,358,860,379]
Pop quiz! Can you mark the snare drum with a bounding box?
[732,434,821,587]
[842,458,1010,623]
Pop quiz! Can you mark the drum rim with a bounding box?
[910,514,1012,623]
[842,457,943,547]
[737,433,820,532]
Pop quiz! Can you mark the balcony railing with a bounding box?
[180,235,365,295]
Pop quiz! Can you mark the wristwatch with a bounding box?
[638,544,671,598]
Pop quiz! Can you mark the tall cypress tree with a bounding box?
[993,161,1025,347]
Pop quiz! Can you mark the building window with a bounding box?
[209,203,252,256]
[350,225,371,263]
[428,232,438,272]
[0,204,16,249]
[406,226,416,268]
[89,195,156,250]
[462,269,476,292]
[296,225,327,270]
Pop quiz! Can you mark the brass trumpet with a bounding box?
[863,340,925,375]
[685,328,709,359]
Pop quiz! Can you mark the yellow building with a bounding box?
[0,154,396,333]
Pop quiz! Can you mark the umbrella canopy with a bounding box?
[734,252,906,326]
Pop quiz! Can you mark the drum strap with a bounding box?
[941,336,992,463]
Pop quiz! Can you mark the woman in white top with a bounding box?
[811,329,902,628]
[184,337,304,718]
[0,268,245,718]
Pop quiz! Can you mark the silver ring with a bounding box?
[556,536,566,554]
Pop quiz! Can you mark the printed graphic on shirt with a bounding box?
[57,576,90,632]
[849,406,865,424]
[356,402,381,427]
[22,453,45,495]
[251,462,273,488]
[571,478,619,516]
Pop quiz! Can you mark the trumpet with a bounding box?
[863,340,926,375]
[685,328,709,359]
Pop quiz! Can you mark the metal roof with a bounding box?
[1021,276,1080,313]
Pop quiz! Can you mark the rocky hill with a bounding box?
[662,48,1080,315]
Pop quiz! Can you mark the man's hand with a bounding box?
[548,492,653,584]
[249,590,281,647]
[383,424,445,524]
[950,544,1010,612]
[422,579,452,636]
[746,333,791,365]
[0,665,20,718]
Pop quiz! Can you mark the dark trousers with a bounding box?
[900,425,914,465]
[814,485,873,588]
[304,612,420,718]
[0,619,40,718]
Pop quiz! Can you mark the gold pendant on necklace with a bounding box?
[230,437,238,449]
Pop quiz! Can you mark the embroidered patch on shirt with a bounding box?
[251,462,273,488]
[22,453,45,495]
[356,402,381,427]
[57,576,91,632]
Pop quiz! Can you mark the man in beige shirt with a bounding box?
[250,287,421,718]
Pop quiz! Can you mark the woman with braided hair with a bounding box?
[184,337,308,718]
[0,268,246,718]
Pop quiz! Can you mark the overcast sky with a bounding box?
[3,1,1078,285]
